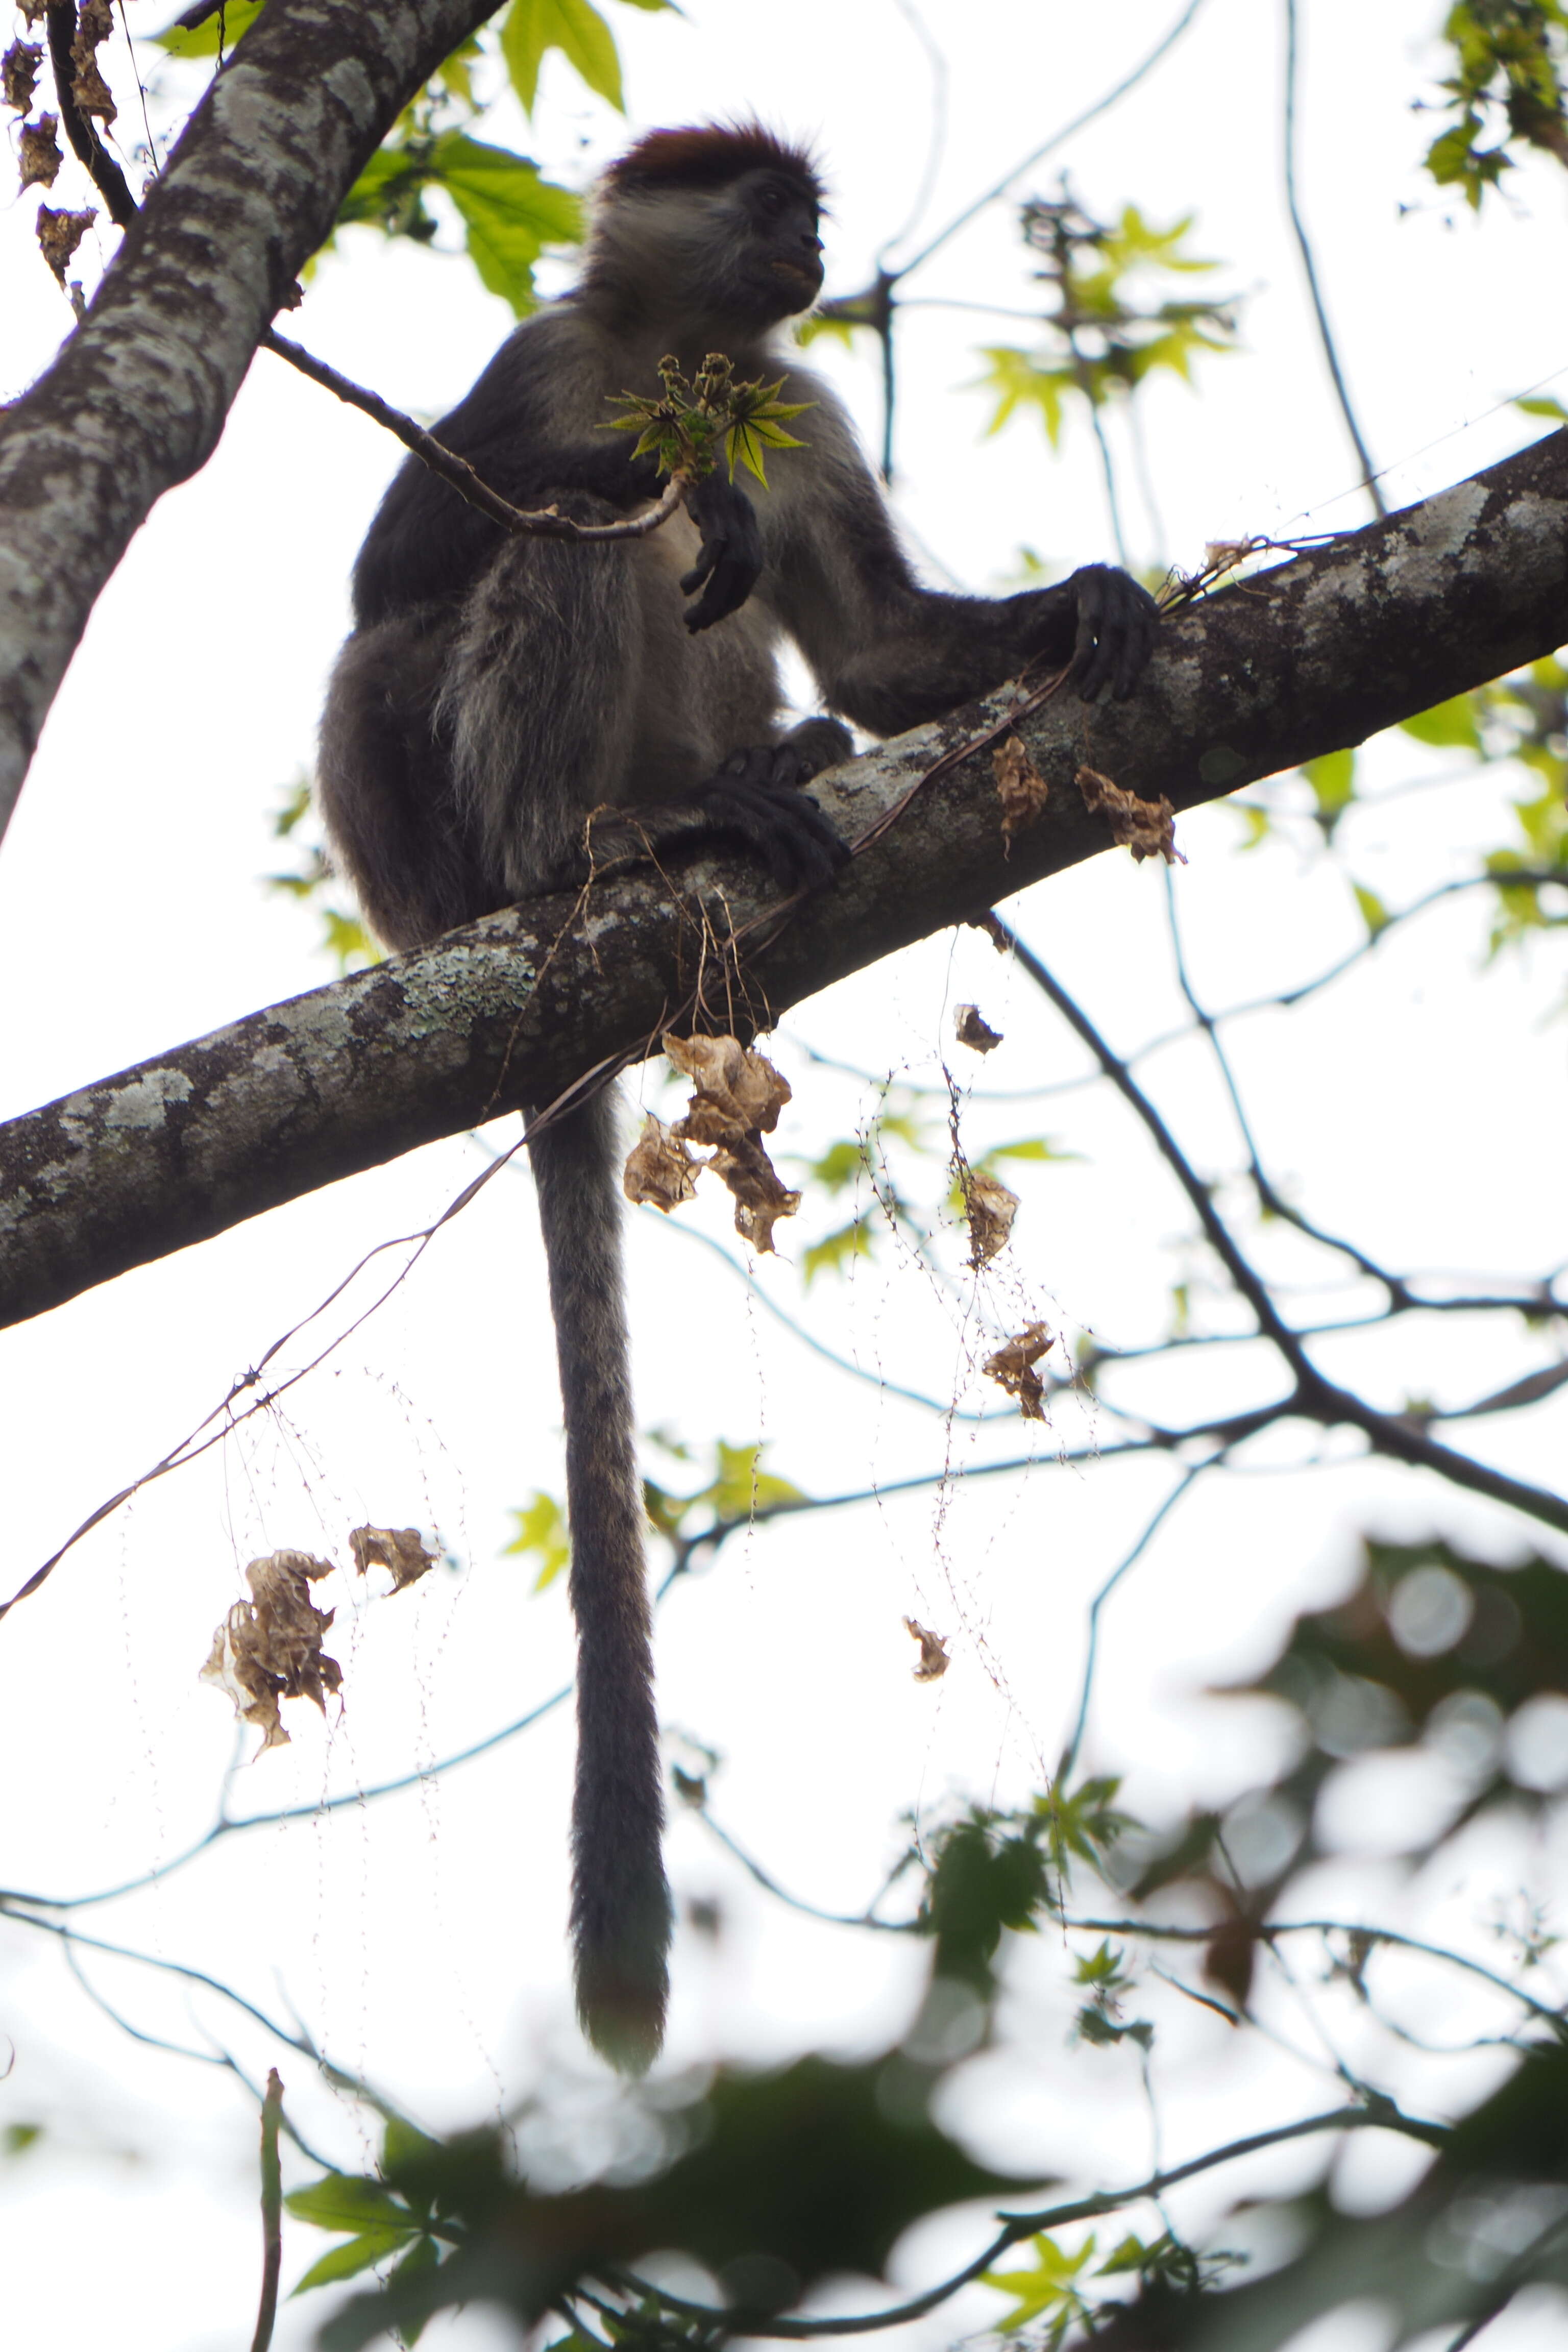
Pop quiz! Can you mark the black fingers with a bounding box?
[1066,562,1160,703]
[693,752,849,891]
[680,473,765,632]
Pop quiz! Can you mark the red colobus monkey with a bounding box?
[318,120,1157,2069]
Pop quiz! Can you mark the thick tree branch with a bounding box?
[0,0,508,842]
[1,427,1565,1333]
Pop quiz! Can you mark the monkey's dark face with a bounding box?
[731,168,825,321]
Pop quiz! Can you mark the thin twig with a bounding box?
[1282,0,1386,517]
[262,330,690,543]
[250,2069,284,2352]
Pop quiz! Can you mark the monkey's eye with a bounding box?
[757,186,785,216]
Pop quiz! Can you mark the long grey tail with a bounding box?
[528,1088,672,2071]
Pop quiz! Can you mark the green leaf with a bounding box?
[286,2174,414,2234]
[388,2233,442,2346]
[503,1491,571,1593]
[801,1216,876,1286]
[1353,885,1391,939]
[1302,747,1355,818]
[293,2229,419,2294]
[434,136,585,314]
[1516,394,1568,423]
[982,2231,1098,2331]
[1398,692,1481,750]
[3,2122,42,2155]
[151,0,267,58]
[973,348,1069,447]
[501,0,625,115]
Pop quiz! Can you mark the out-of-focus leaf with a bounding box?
[1517,393,1568,422]
[1302,747,1355,821]
[1398,693,1482,750]
[501,0,625,115]
[286,2174,415,2234]
[503,1491,570,1593]
[1352,884,1391,939]
[292,2229,418,2294]
[320,2054,1041,2349]
[151,0,266,59]
[436,135,584,312]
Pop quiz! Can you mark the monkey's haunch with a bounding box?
[531,1091,672,2070]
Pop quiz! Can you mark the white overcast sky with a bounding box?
[2,4,1567,2349]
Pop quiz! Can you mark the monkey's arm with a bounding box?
[765,392,1157,734]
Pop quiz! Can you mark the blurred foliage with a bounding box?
[504,1489,571,1592]
[261,780,378,973]
[297,2053,1039,2348]
[1424,1,1568,208]
[152,0,687,314]
[642,1435,807,1544]
[975,192,1240,450]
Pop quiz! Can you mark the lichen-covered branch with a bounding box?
[0,0,507,842]
[0,425,1564,1332]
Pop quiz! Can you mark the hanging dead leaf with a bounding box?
[3,39,42,111]
[665,1032,791,1142]
[708,1134,801,1255]
[36,202,93,282]
[993,732,1049,849]
[1076,767,1186,866]
[19,114,60,190]
[963,1169,1019,1267]
[17,0,48,20]
[623,1113,700,1211]
[200,1551,341,1755]
[903,1616,951,1681]
[70,0,115,124]
[983,1320,1056,1420]
[954,1003,1002,1054]
[350,1524,438,1594]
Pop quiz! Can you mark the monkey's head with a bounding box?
[590,122,826,330]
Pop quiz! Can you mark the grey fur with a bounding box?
[317,127,1156,2070]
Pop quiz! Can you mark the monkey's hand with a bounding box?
[1058,563,1159,702]
[689,731,851,890]
[680,474,765,632]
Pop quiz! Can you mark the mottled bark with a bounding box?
[2,427,1564,1331]
[0,0,505,840]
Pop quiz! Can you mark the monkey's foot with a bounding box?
[692,741,850,889]
[1063,562,1160,702]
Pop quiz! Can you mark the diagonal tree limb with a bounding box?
[0,0,509,844]
[0,425,1565,1339]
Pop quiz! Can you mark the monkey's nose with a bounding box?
[802,233,823,254]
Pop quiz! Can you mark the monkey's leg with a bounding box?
[529,1087,672,2072]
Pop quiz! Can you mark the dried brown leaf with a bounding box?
[963,1169,1019,1268]
[350,1524,438,1594]
[623,1113,700,1212]
[903,1615,951,1681]
[983,1319,1056,1420]
[200,1550,341,1755]
[3,39,42,111]
[993,732,1049,850]
[69,0,115,126]
[1076,766,1186,866]
[19,114,60,190]
[36,201,93,281]
[708,1134,801,1255]
[665,1032,791,1142]
[954,1003,1002,1055]
[17,0,49,25]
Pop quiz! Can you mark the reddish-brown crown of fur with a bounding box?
[603,121,825,205]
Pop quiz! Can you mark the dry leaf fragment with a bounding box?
[17,0,49,26]
[19,113,60,189]
[1076,766,1186,866]
[707,1136,801,1255]
[993,732,1050,849]
[623,1113,700,1212]
[954,1003,1002,1055]
[659,1032,802,1253]
[36,202,93,282]
[3,39,42,111]
[70,0,115,124]
[664,1032,791,1140]
[350,1524,438,1593]
[903,1616,951,1681]
[983,1319,1056,1420]
[963,1169,1019,1267]
[200,1550,341,1755]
